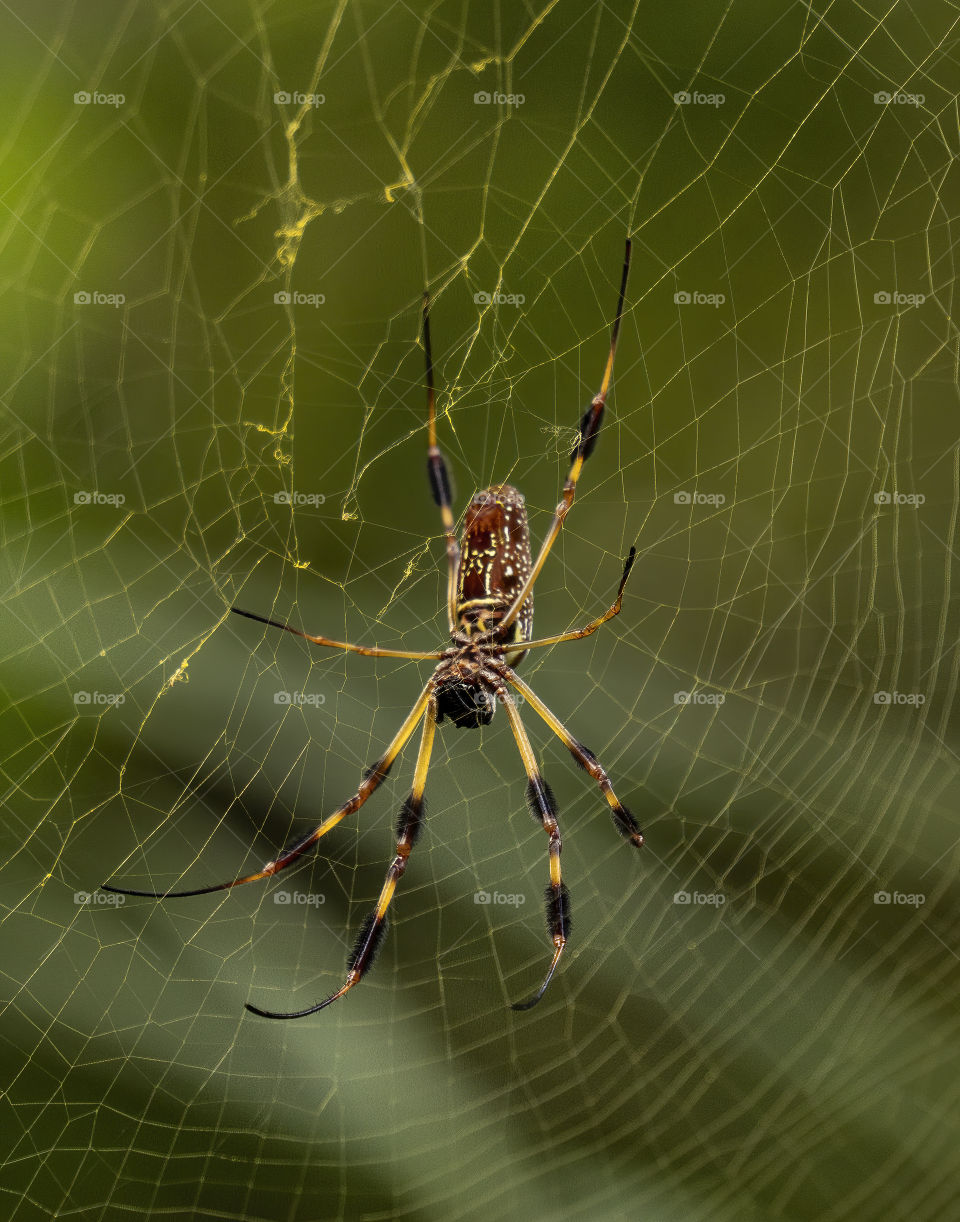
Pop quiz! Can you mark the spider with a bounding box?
[103,240,642,1017]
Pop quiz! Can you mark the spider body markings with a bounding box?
[433,483,533,728]
[103,240,642,1018]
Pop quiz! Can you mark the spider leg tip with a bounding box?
[244,1002,278,1020]
[510,990,546,1012]
[244,1000,299,1020]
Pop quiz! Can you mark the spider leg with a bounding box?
[517,546,636,651]
[101,683,433,900]
[499,688,570,1011]
[230,606,444,660]
[246,696,438,1019]
[499,666,643,848]
[422,293,460,633]
[498,240,631,635]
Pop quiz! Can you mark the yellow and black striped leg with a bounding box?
[501,668,644,849]
[246,698,438,1019]
[102,684,433,901]
[422,293,460,632]
[499,240,631,636]
[500,692,570,1011]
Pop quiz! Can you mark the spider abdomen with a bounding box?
[456,484,533,658]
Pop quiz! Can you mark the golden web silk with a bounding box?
[455,484,534,664]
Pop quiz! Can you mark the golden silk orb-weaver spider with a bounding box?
[103,240,642,1017]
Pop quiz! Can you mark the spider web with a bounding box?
[2,1,960,1219]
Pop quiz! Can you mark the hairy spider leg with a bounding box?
[500,665,643,847]
[102,684,433,899]
[499,691,570,1010]
[246,696,438,1019]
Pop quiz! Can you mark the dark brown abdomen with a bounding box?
[456,484,533,654]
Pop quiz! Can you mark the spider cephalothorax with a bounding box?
[103,239,643,1018]
[430,642,499,729]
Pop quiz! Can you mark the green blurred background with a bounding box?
[2,1,960,1219]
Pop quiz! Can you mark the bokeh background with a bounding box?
[2,1,960,1219]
